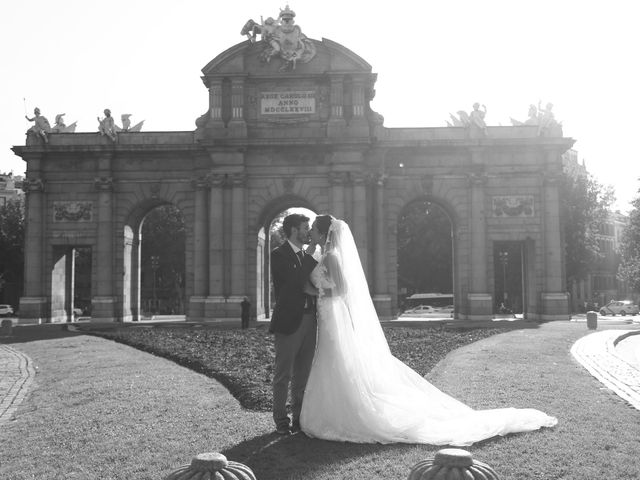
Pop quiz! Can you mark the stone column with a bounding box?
[19,171,47,324]
[541,168,569,319]
[92,172,116,321]
[206,174,225,319]
[372,174,392,318]
[230,173,247,304]
[466,170,492,319]
[189,175,209,320]
[351,172,368,277]
[327,75,346,136]
[229,77,247,137]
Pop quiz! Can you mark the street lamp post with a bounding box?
[150,255,160,313]
[498,251,509,305]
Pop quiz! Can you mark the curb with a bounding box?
[571,329,640,410]
[0,344,36,423]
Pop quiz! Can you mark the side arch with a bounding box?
[120,195,189,321]
[387,182,467,316]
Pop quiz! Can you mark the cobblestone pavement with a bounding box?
[571,328,640,410]
[0,344,36,424]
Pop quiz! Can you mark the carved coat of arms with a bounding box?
[241,5,316,71]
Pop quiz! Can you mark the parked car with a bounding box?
[599,300,640,316]
[405,305,439,314]
[403,305,453,317]
[0,304,15,317]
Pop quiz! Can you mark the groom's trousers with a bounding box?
[273,311,317,429]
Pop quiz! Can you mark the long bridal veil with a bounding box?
[302,218,557,446]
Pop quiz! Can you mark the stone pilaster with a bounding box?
[206,174,226,319]
[541,169,569,320]
[122,223,139,321]
[343,173,353,225]
[230,173,247,301]
[466,169,492,319]
[189,175,209,320]
[19,174,47,324]
[351,78,366,119]
[327,75,346,136]
[229,77,247,137]
[328,171,346,219]
[208,78,225,128]
[351,172,368,277]
[372,173,392,318]
[347,77,369,136]
[92,173,116,321]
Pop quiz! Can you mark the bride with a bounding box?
[299,214,557,446]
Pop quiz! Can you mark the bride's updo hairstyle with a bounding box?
[314,214,333,237]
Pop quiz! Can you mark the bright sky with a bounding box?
[1,1,638,212]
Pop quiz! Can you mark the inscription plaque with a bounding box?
[261,91,315,115]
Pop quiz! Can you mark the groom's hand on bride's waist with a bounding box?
[303,282,319,296]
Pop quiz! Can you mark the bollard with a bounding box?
[0,319,12,336]
[586,310,598,330]
[164,452,256,480]
[408,448,499,480]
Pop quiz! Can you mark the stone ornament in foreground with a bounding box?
[408,449,499,480]
[164,452,256,480]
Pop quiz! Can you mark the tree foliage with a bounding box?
[618,186,640,292]
[561,172,615,285]
[397,200,453,294]
[141,205,186,312]
[0,197,25,305]
[269,210,289,249]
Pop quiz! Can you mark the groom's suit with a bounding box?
[270,241,318,334]
[270,240,318,432]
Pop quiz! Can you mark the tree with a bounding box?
[0,197,25,306]
[269,210,288,249]
[397,200,453,295]
[561,172,615,287]
[618,185,640,293]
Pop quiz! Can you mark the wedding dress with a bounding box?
[300,219,557,446]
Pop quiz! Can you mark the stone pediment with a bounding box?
[201,38,372,80]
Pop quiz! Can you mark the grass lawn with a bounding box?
[1,321,639,479]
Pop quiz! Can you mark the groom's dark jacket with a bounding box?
[270,241,318,335]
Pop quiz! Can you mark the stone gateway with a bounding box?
[12,20,573,324]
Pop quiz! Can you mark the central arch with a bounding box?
[255,195,317,320]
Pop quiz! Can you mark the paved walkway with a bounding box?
[571,328,640,410]
[0,343,36,424]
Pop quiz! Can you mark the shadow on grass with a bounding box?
[221,432,414,480]
[221,431,507,480]
[0,323,84,344]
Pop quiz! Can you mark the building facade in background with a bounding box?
[562,149,632,310]
[0,172,24,206]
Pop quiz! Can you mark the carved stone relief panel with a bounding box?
[53,201,93,222]
[492,195,535,217]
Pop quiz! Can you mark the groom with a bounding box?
[270,213,318,435]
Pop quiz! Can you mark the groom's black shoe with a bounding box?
[275,425,291,435]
